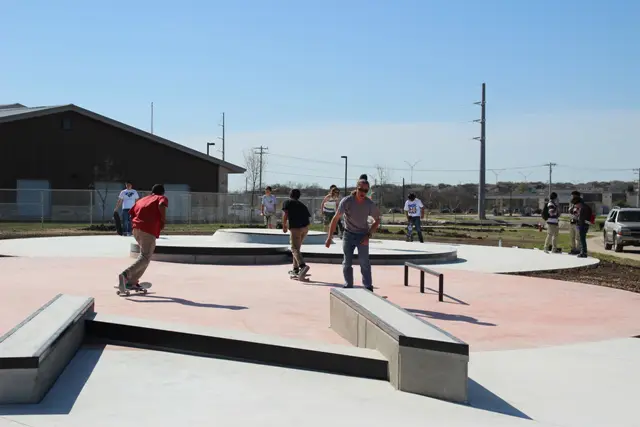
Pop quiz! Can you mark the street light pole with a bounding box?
[206,142,216,156]
[404,160,421,184]
[341,156,348,196]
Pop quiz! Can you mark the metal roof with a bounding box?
[0,104,245,174]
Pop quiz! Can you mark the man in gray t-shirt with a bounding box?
[326,177,380,291]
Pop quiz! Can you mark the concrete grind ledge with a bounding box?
[0,294,95,404]
[330,288,469,403]
[85,313,389,381]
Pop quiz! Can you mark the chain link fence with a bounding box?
[0,189,326,226]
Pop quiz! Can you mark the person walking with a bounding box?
[261,186,278,229]
[544,192,560,253]
[568,190,582,255]
[118,184,168,293]
[114,181,139,236]
[321,185,341,242]
[326,176,380,292]
[282,189,311,280]
[404,192,424,243]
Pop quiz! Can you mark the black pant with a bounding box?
[578,224,589,255]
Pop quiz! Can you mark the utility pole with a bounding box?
[218,112,226,161]
[473,83,487,220]
[254,146,268,191]
[545,162,557,197]
[150,102,154,134]
[634,168,640,207]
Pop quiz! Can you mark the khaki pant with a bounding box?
[289,226,308,269]
[125,228,157,283]
[544,223,559,251]
[568,223,581,251]
[264,213,277,228]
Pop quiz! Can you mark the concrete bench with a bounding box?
[86,313,388,381]
[0,294,95,404]
[329,288,469,403]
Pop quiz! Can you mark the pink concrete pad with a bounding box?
[1,257,639,351]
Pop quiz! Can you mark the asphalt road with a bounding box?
[588,236,640,261]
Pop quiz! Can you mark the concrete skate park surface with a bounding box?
[1,232,638,427]
[0,231,599,273]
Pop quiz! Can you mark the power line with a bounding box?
[267,152,546,172]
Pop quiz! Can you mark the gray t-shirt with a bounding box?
[337,195,380,234]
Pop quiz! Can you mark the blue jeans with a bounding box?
[407,216,424,242]
[122,209,132,234]
[342,231,372,289]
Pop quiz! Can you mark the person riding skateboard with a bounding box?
[326,176,380,292]
[282,189,311,280]
[118,184,168,293]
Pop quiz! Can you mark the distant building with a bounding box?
[0,103,245,221]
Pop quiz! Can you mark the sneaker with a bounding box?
[118,272,136,292]
[577,253,587,258]
[342,284,354,289]
[298,265,310,279]
[365,286,374,292]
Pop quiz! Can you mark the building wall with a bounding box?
[0,111,219,194]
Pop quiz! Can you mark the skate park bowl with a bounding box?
[210,228,328,245]
[129,229,460,265]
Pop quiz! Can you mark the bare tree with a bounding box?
[89,157,123,223]
[374,164,392,186]
[243,149,267,215]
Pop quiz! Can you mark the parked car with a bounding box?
[602,207,640,252]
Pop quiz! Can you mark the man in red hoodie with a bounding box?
[118,184,168,293]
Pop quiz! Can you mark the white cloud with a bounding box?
[175,109,640,191]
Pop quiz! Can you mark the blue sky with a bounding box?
[1,0,639,190]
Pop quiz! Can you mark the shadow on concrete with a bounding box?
[421,287,469,305]
[0,345,105,415]
[406,308,496,326]
[302,280,344,288]
[125,295,248,310]
[466,378,532,420]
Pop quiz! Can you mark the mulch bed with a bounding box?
[510,259,640,294]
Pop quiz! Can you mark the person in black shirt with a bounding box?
[282,189,311,279]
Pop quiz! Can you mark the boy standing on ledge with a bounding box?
[118,184,168,293]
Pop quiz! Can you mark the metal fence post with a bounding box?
[89,190,93,226]
[40,190,44,228]
[420,271,425,294]
[438,274,444,302]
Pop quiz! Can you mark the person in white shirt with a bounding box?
[261,186,278,229]
[114,181,140,236]
[403,193,424,243]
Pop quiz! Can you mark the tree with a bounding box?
[89,157,123,223]
[243,149,267,207]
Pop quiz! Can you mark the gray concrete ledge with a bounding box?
[0,294,95,404]
[211,228,328,245]
[131,243,291,265]
[330,288,469,403]
[86,313,388,381]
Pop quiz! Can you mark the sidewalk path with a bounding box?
[588,237,640,261]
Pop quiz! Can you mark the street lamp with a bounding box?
[341,156,348,196]
[404,160,421,184]
[206,142,216,156]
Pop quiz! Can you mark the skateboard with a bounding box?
[113,211,123,236]
[115,282,152,296]
[289,273,311,282]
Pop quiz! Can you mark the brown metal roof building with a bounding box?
[0,103,245,222]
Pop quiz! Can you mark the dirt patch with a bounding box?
[510,259,640,294]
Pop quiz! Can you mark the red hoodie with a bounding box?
[129,194,168,238]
